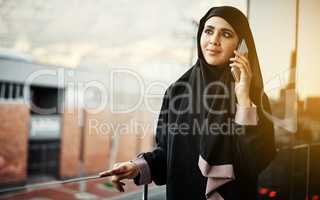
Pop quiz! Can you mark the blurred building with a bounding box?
[258,55,320,199]
[0,56,156,188]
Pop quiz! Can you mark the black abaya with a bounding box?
[139,6,276,200]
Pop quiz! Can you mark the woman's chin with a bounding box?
[204,55,225,66]
[205,59,225,66]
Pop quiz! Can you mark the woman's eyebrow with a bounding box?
[205,25,215,29]
[204,25,234,33]
[221,28,234,33]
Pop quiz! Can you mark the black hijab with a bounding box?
[174,6,267,199]
[196,6,264,92]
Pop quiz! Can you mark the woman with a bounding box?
[100,6,276,200]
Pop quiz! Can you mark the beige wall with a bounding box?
[82,110,112,175]
[250,0,320,99]
[59,108,155,177]
[0,104,29,184]
[59,108,82,178]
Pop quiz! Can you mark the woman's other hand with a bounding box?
[99,161,140,192]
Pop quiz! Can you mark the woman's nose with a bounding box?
[209,32,220,46]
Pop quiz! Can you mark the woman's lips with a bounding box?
[206,49,222,55]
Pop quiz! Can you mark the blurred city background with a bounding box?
[0,0,319,199]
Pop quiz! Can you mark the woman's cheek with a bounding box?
[226,45,237,58]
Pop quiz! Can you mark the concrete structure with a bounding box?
[0,57,156,187]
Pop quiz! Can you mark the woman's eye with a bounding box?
[204,29,213,35]
[222,32,232,38]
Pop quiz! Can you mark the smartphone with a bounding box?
[231,39,248,82]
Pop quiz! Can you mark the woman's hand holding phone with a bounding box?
[230,40,253,107]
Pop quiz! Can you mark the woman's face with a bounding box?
[200,16,239,66]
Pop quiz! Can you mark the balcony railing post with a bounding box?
[143,184,148,200]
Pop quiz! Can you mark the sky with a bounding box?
[0,0,319,99]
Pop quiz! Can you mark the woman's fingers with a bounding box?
[100,161,139,192]
[230,58,252,80]
[233,51,252,77]
[112,170,133,181]
[111,179,125,192]
[234,51,250,66]
[99,168,122,177]
[111,178,126,192]
[112,165,128,174]
[111,170,133,192]
[99,170,113,177]
[230,60,251,79]
[99,163,129,177]
[229,62,249,79]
